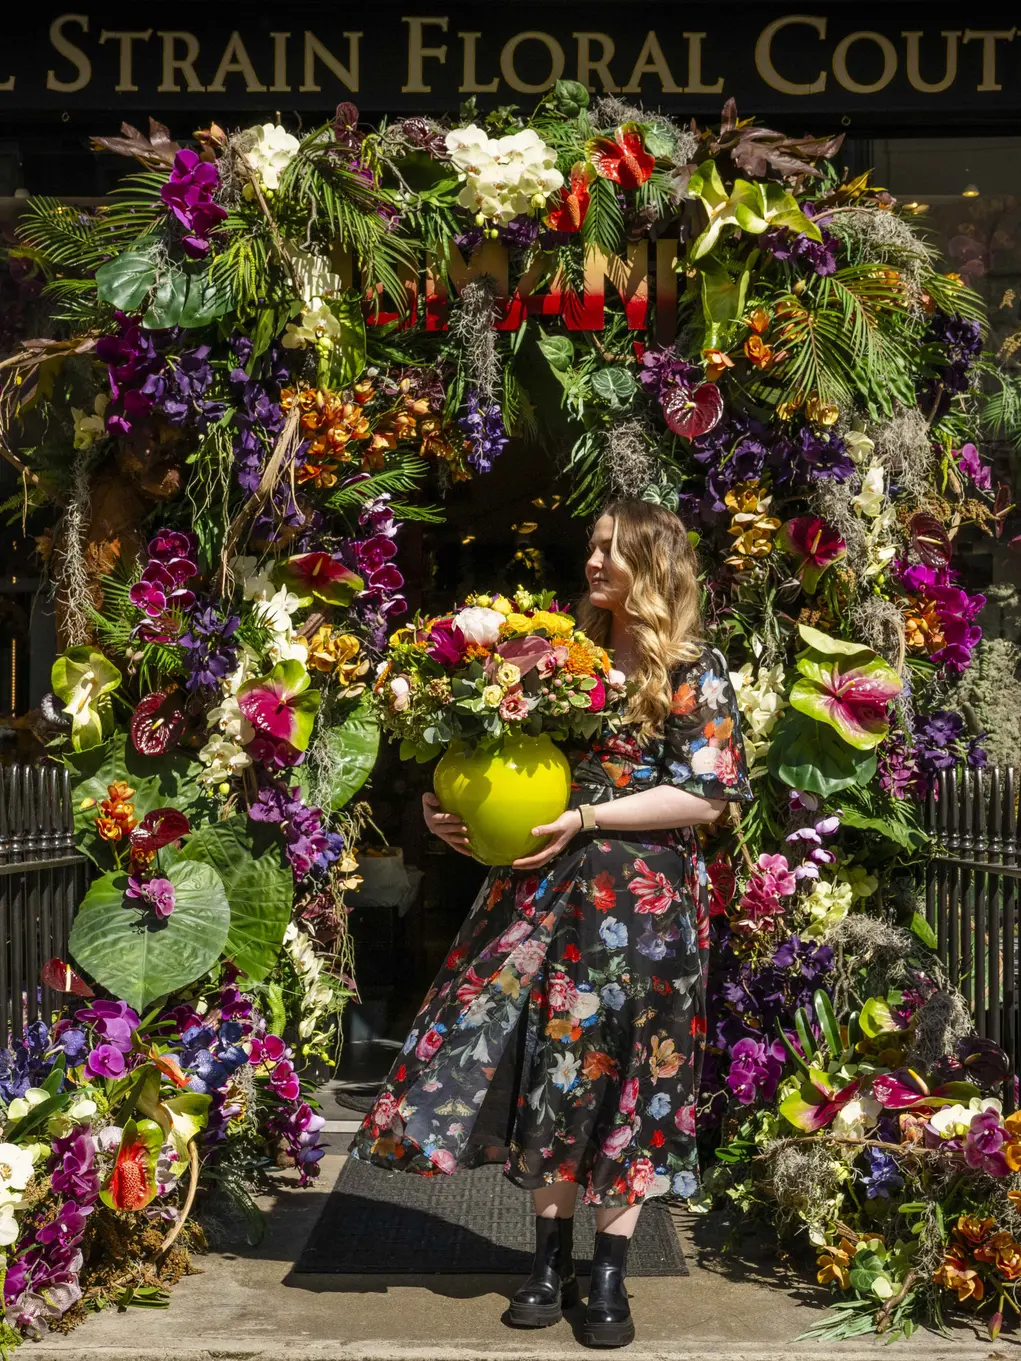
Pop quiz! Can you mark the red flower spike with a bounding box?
[586,124,655,191]
[130,808,191,853]
[662,382,724,439]
[130,690,186,756]
[41,957,94,997]
[546,163,592,233]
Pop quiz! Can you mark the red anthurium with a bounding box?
[586,124,655,190]
[909,513,952,568]
[546,163,592,232]
[102,1118,162,1211]
[662,381,724,439]
[130,690,186,756]
[274,553,363,607]
[130,808,191,853]
[778,516,847,593]
[41,957,94,997]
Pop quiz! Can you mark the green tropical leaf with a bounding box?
[175,820,293,982]
[69,862,230,1011]
[311,698,380,811]
[95,249,157,312]
[766,710,877,795]
[321,293,367,388]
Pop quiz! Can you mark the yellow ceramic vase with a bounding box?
[433,735,572,867]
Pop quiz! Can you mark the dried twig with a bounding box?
[158,1138,200,1260]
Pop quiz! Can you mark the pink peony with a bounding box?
[619,1077,640,1114]
[415,1026,445,1061]
[507,937,546,978]
[489,920,532,956]
[627,1156,657,1198]
[429,1148,458,1174]
[587,678,607,712]
[601,1123,635,1159]
[674,1104,696,1136]
[499,690,530,721]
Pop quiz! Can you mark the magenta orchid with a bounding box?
[160,148,228,259]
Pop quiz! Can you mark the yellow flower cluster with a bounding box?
[724,482,781,569]
[307,627,370,693]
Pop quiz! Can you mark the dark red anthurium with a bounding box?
[662,381,724,439]
[130,690,186,756]
[129,808,190,853]
[586,124,655,190]
[546,163,592,232]
[41,957,94,997]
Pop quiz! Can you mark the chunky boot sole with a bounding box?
[507,1278,580,1328]
[580,1315,636,1349]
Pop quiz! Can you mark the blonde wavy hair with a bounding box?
[576,499,704,742]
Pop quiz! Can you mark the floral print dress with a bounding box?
[350,645,753,1206]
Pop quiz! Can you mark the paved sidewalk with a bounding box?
[29,1087,1012,1361]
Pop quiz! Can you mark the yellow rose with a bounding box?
[491,595,514,616]
[531,610,574,636]
[496,662,521,687]
[473,594,492,607]
[482,685,503,707]
[502,612,531,633]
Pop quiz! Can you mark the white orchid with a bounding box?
[445,124,563,223]
[852,466,886,518]
[831,1094,882,1141]
[206,694,255,745]
[197,735,252,786]
[283,243,345,305]
[243,122,300,191]
[453,605,505,646]
[0,1142,36,1194]
[802,877,855,938]
[71,394,109,450]
[281,297,343,350]
[730,661,786,771]
[844,431,876,464]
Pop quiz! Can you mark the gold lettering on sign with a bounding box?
[209,31,266,93]
[426,241,510,329]
[500,32,565,94]
[99,29,153,94]
[963,28,1017,93]
[832,31,897,95]
[684,33,724,94]
[402,17,448,94]
[301,31,360,93]
[574,32,618,92]
[157,32,205,93]
[622,32,683,94]
[0,70,13,92]
[269,31,290,93]
[902,31,961,93]
[459,32,498,93]
[48,14,92,93]
[755,16,827,96]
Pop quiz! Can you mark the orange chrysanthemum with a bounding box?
[563,641,599,675]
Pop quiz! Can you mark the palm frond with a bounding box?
[325,456,438,522]
[582,177,624,257]
[17,198,104,271]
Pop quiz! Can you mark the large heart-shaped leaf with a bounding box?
[69,861,229,1011]
[95,249,157,312]
[143,266,230,330]
[310,698,380,811]
[175,820,292,982]
[66,731,206,867]
[766,711,877,795]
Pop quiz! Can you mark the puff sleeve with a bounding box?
[658,646,754,803]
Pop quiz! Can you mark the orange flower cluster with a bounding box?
[563,640,609,675]
[94,781,138,842]
[935,1214,1021,1302]
[742,307,788,372]
[904,598,945,654]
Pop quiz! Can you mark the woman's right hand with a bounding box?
[421,792,473,857]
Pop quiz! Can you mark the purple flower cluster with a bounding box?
[95,312,167,436]
[784,814,841,881]
[158,344,226,432]
[459,389,508,474]
[964,1108,1010,1176]
[760,204,839,277]
[860,1146,904,1198]
[900,561,986,673]
[878,731,919,798]
[638,347,702,404]
[770,423,855,486]
[160,148,228,259]
[249,779,344,878]
[914,709,987,782]
[726,1035,786,1104]
[178,605,241,691]
[922,311,983,419]
[454,215,567,256]
[252,1035,326,1180]
[957,441,992,492]
[0,1020,56,1103]
[228,336,288,494]
[346,492,407,650]
[73,999,141,1081]
[4,1123,100,1337]
[129,529,198,626]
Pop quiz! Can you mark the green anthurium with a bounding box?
[237,658,321,752]
[51,647,122,751]
[789,624,902,750]
[136,1066,210,1163]
[687,161,823,261]
[859,996,905,1038]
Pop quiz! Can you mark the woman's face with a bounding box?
[585,514,630,613]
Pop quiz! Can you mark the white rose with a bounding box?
[690,745,721,775]
[569,992,601,1020]
[390,676,411,711]
[453,606,506,647]
[608,669,626,687]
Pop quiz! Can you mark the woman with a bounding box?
[350,500,752,1348]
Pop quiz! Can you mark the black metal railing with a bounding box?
[0,762,88,1044]
[925,766,1020,1078]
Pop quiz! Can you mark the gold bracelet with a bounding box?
[578,803,598,832]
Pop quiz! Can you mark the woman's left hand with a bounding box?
[511,810,583,870]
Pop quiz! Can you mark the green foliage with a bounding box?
[307,697,380,811]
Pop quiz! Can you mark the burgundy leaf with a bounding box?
[41,957,94,997]
[130,691,185,756]
[909,513,953,568]
[130,808,191,853]
[663,382,724,439]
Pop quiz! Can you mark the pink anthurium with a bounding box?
[779,1069,862,1132]
[777,516,846,594]
[870,1069,980,1111]
[237,659,321,752]
[273,553,363,606]
[789,624,902,750]
[586,124,655,190]
[662,381,724,439]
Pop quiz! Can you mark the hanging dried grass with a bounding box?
[55,447,100,647]
[448,275,502,404]
[603,418,658,499]
[871,407,936,504]
[759,1139,842,1229]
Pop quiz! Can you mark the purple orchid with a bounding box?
[84,1043,126,1079]
[160,148,228,258]
[957,442,992,491]
[75,999,140,1051]
[125,875,176,919]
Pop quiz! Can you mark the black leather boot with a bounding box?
[581,1231,635,1348]
[508,1215,579,1327]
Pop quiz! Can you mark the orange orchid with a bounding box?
[935,1247,984,1302]
[703,348,735,382]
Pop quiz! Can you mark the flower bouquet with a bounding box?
[375,588,626,864]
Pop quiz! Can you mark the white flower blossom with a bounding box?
[730,661,786,771]
[0,1143,35,1194]
[198,735,251,786]
[281,297,343,350]
[844,431,876,464]
[453,605,505,646]
[206,694,255,745]
[852,465,886,518]
[445,124,563,223]
[71,394,108,450]
[243,122,300,190]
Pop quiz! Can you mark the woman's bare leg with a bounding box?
[532,1183,579,1218]
[594,1204,641,1238]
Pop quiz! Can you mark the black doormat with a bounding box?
[295,1158,688,1276]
